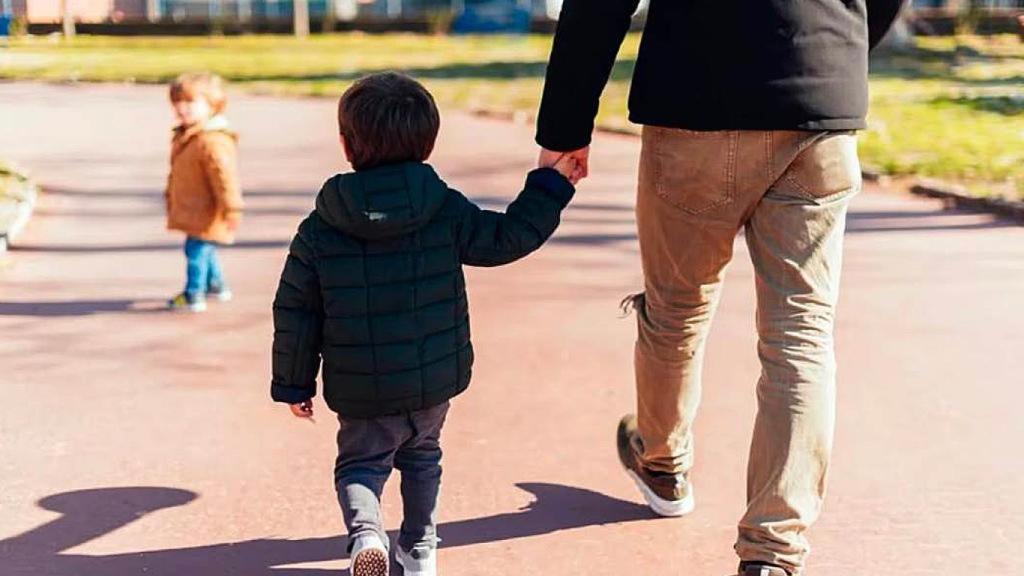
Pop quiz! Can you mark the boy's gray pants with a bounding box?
[335,402,449,553]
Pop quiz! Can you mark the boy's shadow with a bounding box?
[2,483,654,575]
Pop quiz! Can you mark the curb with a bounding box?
[910,179,1024,224]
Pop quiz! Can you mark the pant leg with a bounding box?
[735,132,862,574]
[206,244,226,291]
[335,414,410,550]
[183,237,211,299]
[394,402,449,552]
[633,127,763,475]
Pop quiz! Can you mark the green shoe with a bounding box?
[168,292,207,313]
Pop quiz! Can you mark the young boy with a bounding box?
[270,72,578,576]
[165,72,243,312]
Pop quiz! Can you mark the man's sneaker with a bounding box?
[616,413,695,517]
[206,284,233,302]
[167,293,207,313]
[395,544,436,576]
[738,562,791,576]
[350,534,389,576]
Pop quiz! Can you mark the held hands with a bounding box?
[538,146,590,186]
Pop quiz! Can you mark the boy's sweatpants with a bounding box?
[335,401,448,553]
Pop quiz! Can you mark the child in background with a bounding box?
[165,72,243,312]
[270,72,579,576]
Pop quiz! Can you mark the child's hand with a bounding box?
[226,213,241,232]
[552,154,581,185]
[290,400,314,419]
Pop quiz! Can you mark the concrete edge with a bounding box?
[909,179,1024,224]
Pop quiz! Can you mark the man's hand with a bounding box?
[290,400,314,419]
[539,146,590,183]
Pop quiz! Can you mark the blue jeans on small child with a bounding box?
[184,237,226,299]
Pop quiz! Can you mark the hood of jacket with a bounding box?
[314,162,450,240]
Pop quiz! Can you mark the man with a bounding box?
[535,0,904,574]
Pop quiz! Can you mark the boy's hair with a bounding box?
[337,72,440,170]
[170,73,228,114]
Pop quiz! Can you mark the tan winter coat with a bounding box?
[166,118,243,244]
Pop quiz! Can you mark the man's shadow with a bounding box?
[1,483,654,575]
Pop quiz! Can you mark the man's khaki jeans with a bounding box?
[632,127,861,574]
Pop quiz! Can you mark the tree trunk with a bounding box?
[61,0,75,39]
[293,0,309,38]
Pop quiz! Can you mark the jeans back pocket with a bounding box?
[642,127,738,215]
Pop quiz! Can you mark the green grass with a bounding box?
[1,33,1021,198]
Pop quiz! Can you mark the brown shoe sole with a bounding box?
[352,547,389,576]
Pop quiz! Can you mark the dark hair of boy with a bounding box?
[337,72,441,170]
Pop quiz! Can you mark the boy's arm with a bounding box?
[201,134,244,222]
[456,167,576,267]
[271,215,324,404]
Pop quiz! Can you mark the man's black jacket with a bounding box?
[536,0,906,151]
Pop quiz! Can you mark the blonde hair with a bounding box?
[169,73,227,114]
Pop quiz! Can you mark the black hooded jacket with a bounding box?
[271,162,575,418]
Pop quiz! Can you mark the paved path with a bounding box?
[1,83,1022,576]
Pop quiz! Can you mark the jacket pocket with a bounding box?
[780,132,862,205]
[643,126,738,215]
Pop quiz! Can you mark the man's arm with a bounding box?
[456,168,576,267]
[867,0,908,49]
[535,0,642,153]
[271,215,324,405]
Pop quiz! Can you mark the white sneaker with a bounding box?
[207,287,233,302]
[350,534,389,576]
[395,545,436,576]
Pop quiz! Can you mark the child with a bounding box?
[165,72,243,312]
[270,72,578,576]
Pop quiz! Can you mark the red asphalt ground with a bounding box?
[1,83,1022,576]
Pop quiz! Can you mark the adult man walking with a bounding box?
[536,1,904,574]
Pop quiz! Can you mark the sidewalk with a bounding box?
[0,83,1022,575]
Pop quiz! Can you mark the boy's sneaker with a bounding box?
[395,544,436,576]
[616,413,695,517]
[167,293,207,313]
[738,562,791,576]
[350,534,389,576]
[206,284,233,302]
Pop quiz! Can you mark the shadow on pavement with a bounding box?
[0,299,167,317]
[844,209,1019,233]
[41,187,317,200]
[11,239,290,254]
[0,484,653,575]
[33,206,312,219]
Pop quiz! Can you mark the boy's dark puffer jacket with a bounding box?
[271,162,575,418]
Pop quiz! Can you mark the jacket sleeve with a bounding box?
[867,0,907,50]
[456,168,576,267]
[271,215,324,404]
[201,134,244,218]
[535,0,642,152]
